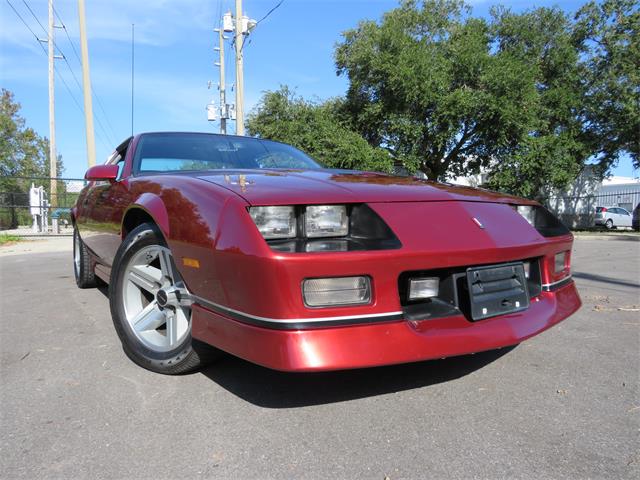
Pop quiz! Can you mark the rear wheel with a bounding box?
[73,227,97,288]
[605,219,614,230]
[109,223,219,374]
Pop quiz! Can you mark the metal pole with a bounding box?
[219,28,227,135]
[48,0,57,207]
[131,23,135,136]
[234,0,244,136]
[78,0,96,167]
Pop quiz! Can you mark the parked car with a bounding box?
[72,132,581,375]
[633,204,639,231]
[594,206,633,229]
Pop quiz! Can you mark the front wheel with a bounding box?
[73,227,97,288]
[109,223,219,374]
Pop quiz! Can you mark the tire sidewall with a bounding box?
[109,223,193,371]
[73,228,81,282]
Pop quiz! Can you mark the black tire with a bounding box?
[73,227,97,288]
[605,219,614,230]
[109,223,219,375]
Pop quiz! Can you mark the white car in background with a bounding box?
[595,206,633,229]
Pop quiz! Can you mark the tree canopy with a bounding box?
[1,88,62,179]
[247,86,392,172]
[248,0,638,198]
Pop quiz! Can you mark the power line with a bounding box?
[21,0,67,59]
[21,0,116,146]
[237,0,284,54]
[255,0,284,26]
[5,0,113,151]
[51,2,120,144]
[21,0,46,35]
[6,0,46,48]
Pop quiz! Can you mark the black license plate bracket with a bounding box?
[466,262,530,321]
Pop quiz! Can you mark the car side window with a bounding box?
[116,158,126,180]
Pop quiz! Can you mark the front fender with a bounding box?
[124,192,171,239]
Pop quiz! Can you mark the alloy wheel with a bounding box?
[121,245,191,352]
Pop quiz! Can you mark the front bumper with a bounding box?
[192,280,581,372]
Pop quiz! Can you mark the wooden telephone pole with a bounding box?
[48,0,57,206]
[77,0,96,167]
[234,0,244,135]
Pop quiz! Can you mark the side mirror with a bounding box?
[85,164,119,181]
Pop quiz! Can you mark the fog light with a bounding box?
[303,276,371,307]
[555,252,566,273]
[408,277,439,300]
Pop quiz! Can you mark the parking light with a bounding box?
[555,252,567,274]
[408,277,439,300]
[303,276,371,307]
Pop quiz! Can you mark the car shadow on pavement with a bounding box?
[200,346,516,408]
[572,271,640,289]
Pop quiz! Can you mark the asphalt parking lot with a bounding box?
[1,236,638,479]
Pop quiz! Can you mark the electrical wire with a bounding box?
[51,2,120,144]
[6,0,47,50]
[5,0,113,151]
[255,0,285,26]
[23,0,118,145]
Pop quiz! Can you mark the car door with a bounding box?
[618,208,632,227]
[81,142,133,267]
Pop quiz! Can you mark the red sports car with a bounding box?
[72,132,581,375]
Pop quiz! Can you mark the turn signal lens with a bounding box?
[303,276,371,307]
[305,205,348,238]
[408,277,439,300]
[555,252,567,273]
[249,206,296,239]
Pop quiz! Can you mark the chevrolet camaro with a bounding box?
[72,132,581,375]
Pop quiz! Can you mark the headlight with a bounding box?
[249,206,296,239]
[249,204,401,252]
[513,205,570,237]
[305,205,348,238]
[516,205,535,225]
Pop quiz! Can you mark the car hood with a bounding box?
[196,169,533,206]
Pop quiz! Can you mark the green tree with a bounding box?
[574,0,639,171]
[334,0,637,197]
[335,0,540,180]
[484,5,590,198]
[0,89,62,178]
[247,86,393,172]
[0,88,64,228]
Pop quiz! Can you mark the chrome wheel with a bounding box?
[122,245,191,352]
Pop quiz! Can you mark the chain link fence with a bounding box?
[0,176,87,236]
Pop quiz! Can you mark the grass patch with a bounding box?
[0,233,22,245]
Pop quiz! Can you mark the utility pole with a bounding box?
[234,0,244,136]
[216,28,227,135]
[77,0,96,167]
[48,0,57,206]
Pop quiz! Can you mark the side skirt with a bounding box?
[94,263,111,284]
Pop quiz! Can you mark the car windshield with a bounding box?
[134,133,321,173]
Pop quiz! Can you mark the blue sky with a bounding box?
[1,0,636,179]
